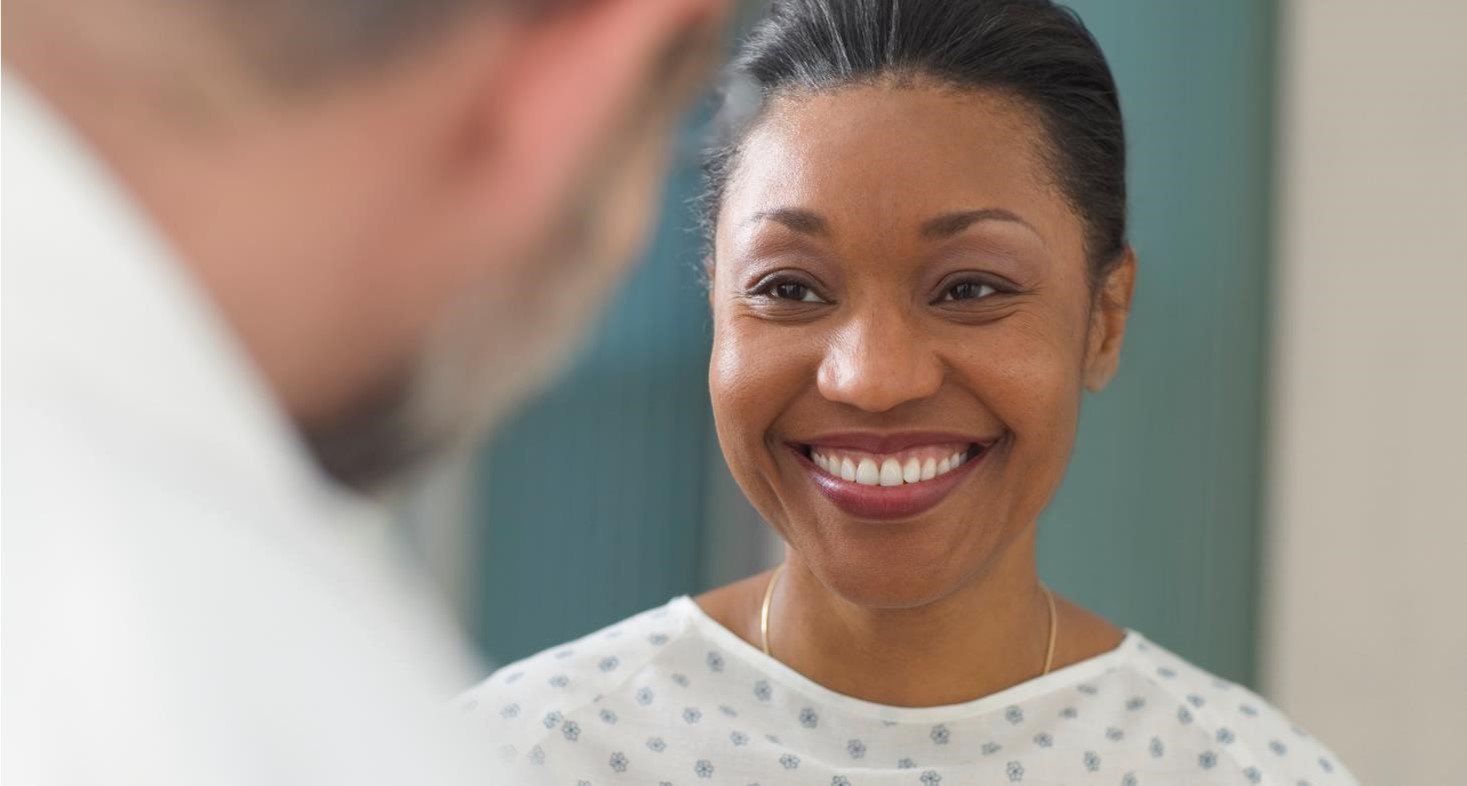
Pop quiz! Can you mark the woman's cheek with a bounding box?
[709,318,817,517]
[975,323,1086,505]
[711,319,778,431]
[713,315,823,419]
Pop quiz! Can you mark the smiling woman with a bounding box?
[463,2,1359,784]
[706,81,1125,620]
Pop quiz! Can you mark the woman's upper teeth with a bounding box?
[811,445,970,486]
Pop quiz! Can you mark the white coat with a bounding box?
[2,75,501,786]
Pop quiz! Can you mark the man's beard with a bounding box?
[301,22,718,494]
[301,189,618,494]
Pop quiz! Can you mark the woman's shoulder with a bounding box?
[457,597,698,746]
[1114,631,1361,785]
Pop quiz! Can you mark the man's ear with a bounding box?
[1083,247,1137,393]
[457,0,724,230]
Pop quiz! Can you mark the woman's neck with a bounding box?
[697,528,1127,709]
[768,538,1051,708]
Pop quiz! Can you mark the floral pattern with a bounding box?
[464,597,1359,786]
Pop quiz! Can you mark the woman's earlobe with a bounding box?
[1082,329,1119,392]
[1083,249,1137,393]
[1084,362,1117,393]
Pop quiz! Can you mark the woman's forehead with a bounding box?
[720,84,1069,242]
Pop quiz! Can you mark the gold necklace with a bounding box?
[759,564,1060,677]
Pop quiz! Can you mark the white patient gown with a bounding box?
[463,596,1359,785]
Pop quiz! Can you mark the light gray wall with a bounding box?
[1263,2,1467,782]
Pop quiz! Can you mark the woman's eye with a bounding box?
[768,281,825,303]
[942,281,998,301]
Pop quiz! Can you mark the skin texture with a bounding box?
[698,81,1136,708]
[3,0,728,488]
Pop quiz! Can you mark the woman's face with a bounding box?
[709,83,1132,609]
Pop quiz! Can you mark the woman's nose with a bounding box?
[816,311,944,413]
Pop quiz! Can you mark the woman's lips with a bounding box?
[790,436,993,521]
[813,443,971,485]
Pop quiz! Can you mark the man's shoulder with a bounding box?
[3,445,495,785]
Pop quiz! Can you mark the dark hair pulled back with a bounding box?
[701,0,1128,282]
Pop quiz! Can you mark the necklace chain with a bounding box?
[759,564,1060,677]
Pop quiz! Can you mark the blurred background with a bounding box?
[400,2,1465,785]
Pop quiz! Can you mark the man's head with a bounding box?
[3,0,727,489]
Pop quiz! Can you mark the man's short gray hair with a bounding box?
[198,0,545,86]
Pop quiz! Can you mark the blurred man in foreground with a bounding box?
[2,0,725,782]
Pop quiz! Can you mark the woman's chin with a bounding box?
[806,550,975,610]
[785,509,1001,609]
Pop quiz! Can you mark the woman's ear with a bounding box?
[1082,248,1137,393]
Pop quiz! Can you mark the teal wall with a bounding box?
[1038,0,1277,683]
[468,127,717,665]
[470,0,1278,685]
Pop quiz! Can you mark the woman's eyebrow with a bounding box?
[741,207,1039,241]
[744,207,828,236]
[921,208,1039,239]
